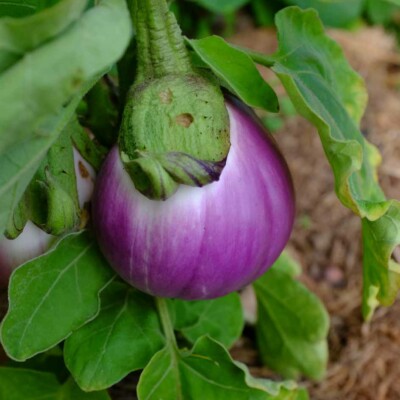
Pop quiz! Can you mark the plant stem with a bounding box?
[155,297,178,350]
[131,0,193,81]
[232,45,275,68]
[156,297,182,397]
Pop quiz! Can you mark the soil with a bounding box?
[1,25,400,400]
[229,25,400,400]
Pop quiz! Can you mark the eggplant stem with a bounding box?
[129,0,193,81]
[155,297,178,350]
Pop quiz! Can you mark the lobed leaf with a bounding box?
[0,232,115,361]
[254,254,329,380]
[64,282,165,391]
[137,336,308,400]
[168,292,244,348]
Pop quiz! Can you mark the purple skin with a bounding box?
[93,100,295,300]
[0,152,95,287]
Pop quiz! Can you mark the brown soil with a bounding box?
[229,26,400,400]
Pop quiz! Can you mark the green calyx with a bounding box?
[5,122,81,238]
[120,0,230,200]
[120,74,229,199]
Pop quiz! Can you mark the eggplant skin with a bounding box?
[93,100,295,300]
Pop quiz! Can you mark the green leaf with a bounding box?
[253,6,400,319]
[282,0,364,27]
[0,232,115,361]
[60,377,111,400]
[168,292,244,348]
[0,0,132,156]
[84,79,120,147]
[193,0,250,14]
[23,119,81,236]
[0,0,59,18]
[6,347,70,382]
[362,204,400,319]
[244,377,310,400]
[365,0,398,24]
[253,254,329,380]
[0,368,110,399]
[249,0,276,27]
[189,35,279,112]
[0,0,87,72]
[276,9,367,126]
[70,115,107,171]
[272,251,302,277]
[137,336,308,400]
[0,367,60,400]
[0,0,131,234]
[0,79,95,235]
[64,282,165,391]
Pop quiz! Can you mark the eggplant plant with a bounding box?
[0,0,399,399]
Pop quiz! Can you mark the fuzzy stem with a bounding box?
[131,0,193,81]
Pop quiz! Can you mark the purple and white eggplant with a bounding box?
[93,100,295,299]
[92,0,294,299]
[0,222,52,287]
